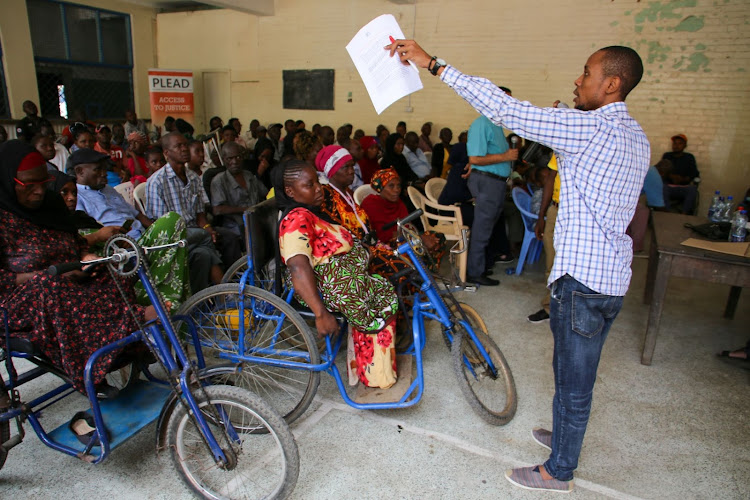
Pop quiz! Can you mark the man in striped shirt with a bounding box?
[389,41,650,492]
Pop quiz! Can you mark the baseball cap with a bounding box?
[268,123,283,130]
[256,125,267,132]
[95,124,111,133]
[671,134,687,142]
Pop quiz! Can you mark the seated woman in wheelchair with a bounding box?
[315,146,416,280]
[275,159,398,389]
[0,141,156,399]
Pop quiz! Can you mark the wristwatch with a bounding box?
[429,56,447,76]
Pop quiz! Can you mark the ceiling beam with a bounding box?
[200,0,274,15]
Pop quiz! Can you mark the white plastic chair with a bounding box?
[406,186,469,283]
[114,181,135,207]
[424,177,446,203]
[353,184,377,205]
[133,182,147,214]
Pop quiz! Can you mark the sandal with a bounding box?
[69,411,110,447]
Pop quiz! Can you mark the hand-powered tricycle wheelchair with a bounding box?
[0,236,299,499]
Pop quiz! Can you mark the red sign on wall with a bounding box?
[148,69,194,127]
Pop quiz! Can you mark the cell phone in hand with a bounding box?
[121,219,134,231]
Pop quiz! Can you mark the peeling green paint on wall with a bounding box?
[610,21,619,27]
[643,40,672,64]
[695,43,706,50]
[685,52,709,71]
[673,15,704,31]
[634,0,697,25]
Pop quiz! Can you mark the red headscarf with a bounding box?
[358,136,381,184]
[359,167,407,243]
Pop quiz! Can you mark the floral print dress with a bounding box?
[279,207,398,388]
[0,210,145,393]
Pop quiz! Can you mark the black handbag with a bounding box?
[684,222,731,241]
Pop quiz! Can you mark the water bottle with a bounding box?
[707,190,721,221]
[729,209,747,242]
[711,197,725,223]
[722,196,734,222]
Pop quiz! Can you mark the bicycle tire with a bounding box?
[450,303,517,426]
[0,392,10,470]
[166,385,299,500]
[176,284,320,425]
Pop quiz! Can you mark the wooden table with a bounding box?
[642,212,750,365]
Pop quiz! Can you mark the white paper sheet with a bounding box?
[346,14,423,115]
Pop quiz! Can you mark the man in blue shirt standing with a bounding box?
[465,88,518,286]
[388,40,649,492]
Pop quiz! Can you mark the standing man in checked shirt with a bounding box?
[388,41,649,493]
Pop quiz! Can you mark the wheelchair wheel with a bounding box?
[450,303,517,426]
[177,284,320,425]
[167,385,299,500]
[221,257,276,292]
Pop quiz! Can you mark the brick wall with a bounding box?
[156,0,750,202]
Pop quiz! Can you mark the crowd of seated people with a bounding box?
[4,99,706,397]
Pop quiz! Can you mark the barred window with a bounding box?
[26,0,134,120]
[0,41,9,118]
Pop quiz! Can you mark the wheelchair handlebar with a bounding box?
[47,261,84,276]
[47,239,187,276]
[382,209,423,231]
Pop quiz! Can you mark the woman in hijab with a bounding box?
[357,136,381,185]
[380,133,418,187]
[275,159,398,389]
[0,140,155,399]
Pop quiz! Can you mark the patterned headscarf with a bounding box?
[127,131,147,144]
[370,168,399,193]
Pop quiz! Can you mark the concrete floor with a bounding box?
[1,252,748,499]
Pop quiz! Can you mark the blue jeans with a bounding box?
[544,275,624,481]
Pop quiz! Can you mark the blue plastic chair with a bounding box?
[511,187,544,275]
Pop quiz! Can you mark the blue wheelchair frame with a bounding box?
[194,210,499,411]
[0,243,238,465]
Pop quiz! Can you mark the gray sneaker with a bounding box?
[505,465,573,493]
[532,427,552,450]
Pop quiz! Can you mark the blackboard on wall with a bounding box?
[283,69,334,110]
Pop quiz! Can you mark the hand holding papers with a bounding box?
[346,14,423,115]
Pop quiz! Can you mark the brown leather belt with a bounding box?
[472,169,508,182]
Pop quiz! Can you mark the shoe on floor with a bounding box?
[467,275,500,286]
[483,269,494,276]
[532,427,552,450]
[95,382,120,400]
[495,254,516,263]
[527,309,550,323]
[505,465,573,493]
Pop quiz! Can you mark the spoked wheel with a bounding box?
[167,385,299,500]
[450,303,517,426]
[176,284,320,425]
[221,257,277,292]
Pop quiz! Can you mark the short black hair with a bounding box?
[598,46,644,99]
[228,117,240,126]
[221,125,237,134]
[397,121,407,127]
[145,145,163,158]
[165,116,175,124]
[499,86,512,95]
